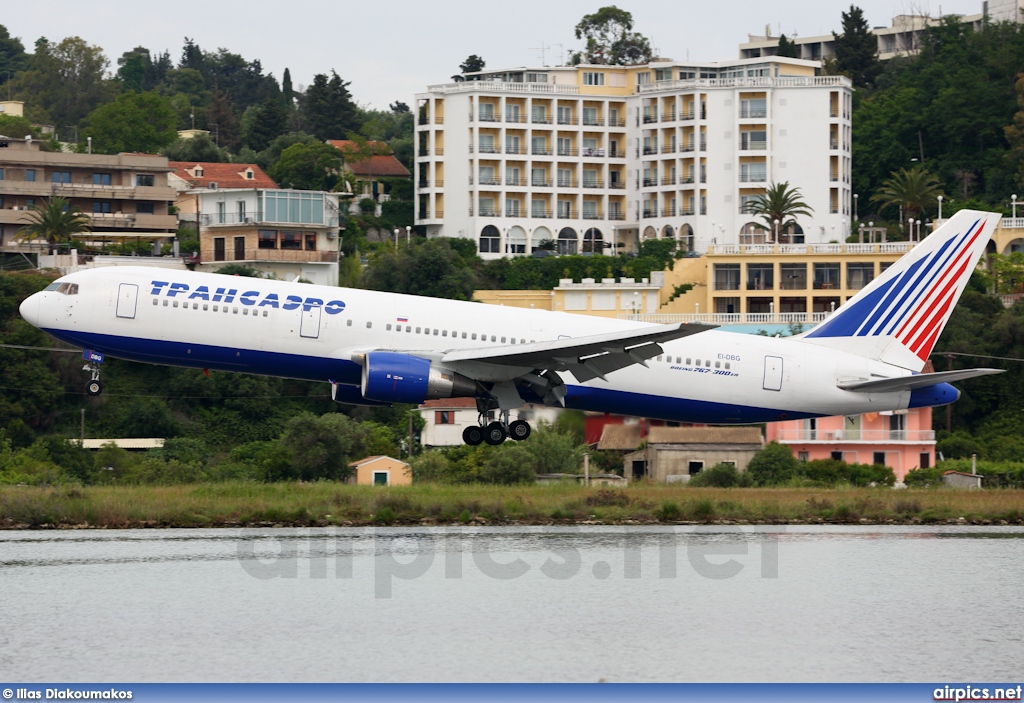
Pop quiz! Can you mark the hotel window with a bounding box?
[136,201,155,214]
[0,168,5,180]
[51,171,71,183]
[237,201,246,221]
[847,263,875,290]
[25,169,36,182]
[582,72,605,86]
[258,229,277,249]
[92,173,111,185]
[281,231,302,250]
[305,233,317,250]
[92,201,112,214]
[713,264,741,291]
[635,72,650,86]
[136,174,155,186]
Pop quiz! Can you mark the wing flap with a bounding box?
[837,368,1004,393]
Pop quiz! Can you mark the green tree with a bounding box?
[833,5,882,89]
[776,34,799,58]
[688,462,753,487]
[1004,73,1024,191]
[282,67,294,108]
[244,95,288,151]
[745,442,800,486]
[870,165,944,229]
[254,131,317,171]
[743,181,814,242]
[81,91,178,154]
[163,133,229,163]
[270,141,344,190]
[278,412,395,481]
[360,239,478,300]
[14,197,90,250]
[459,55,486,74]
[115,46,170,93]
[299,71,360,140]
[15,36,114,127]
[205,87,242,150]
[572,6,653,65]
[0,25,29,85]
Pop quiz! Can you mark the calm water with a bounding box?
[1,526,1022,682]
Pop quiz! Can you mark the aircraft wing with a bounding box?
[440,322,716,383]
[837,368,1004,393]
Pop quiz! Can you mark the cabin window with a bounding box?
[243,309,249,315]
[715,361,720,368]
[203,304,209,311]
[501,337,506,343]
[153,298,158,305]
[163,300,168,307]
[213,305,219,312]
[510,338,516,344]
[173,301,178,308]
[471,333,477,340]
[686,358,691,365]
[725,362,730,369]
[491,335,496,342]
[433,329,439,336]
[262,310,268,317]
[442,330,447,336]
[367,322,372,328]
[462,332,467,339]
[386,323,392,331]
[346,319,352,326]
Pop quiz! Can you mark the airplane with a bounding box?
[19,209,1004,446]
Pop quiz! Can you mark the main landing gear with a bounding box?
[462,410,532,446]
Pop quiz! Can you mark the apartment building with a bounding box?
[192,187,341,285]
[0,135,176,252]
[415,57,852,259]
[738,3,997,63]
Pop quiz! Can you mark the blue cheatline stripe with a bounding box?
[804,274,899,338]
[875,219,979,337]
[868,220,977,338]
[41,327,365,386]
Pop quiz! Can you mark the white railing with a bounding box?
[1001,217,1024,229]
[428,81,579,95]
[639,75,851,93]
[773,429,935,442]
[709,242,914,255]
[617,312,831,324]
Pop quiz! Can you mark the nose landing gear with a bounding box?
[82,349,105,396]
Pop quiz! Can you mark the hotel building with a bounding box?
[415,57,852,258]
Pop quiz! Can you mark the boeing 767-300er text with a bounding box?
[19,209,1004,445]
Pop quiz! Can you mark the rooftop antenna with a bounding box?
[552,43,564,65]
[530,41,551,66]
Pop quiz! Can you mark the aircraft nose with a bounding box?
[19,293,41,327]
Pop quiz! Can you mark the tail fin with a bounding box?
[801,209,999,371]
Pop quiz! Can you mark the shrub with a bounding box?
[904,466,946,488]
[746,442,799,486]
[688,462,752,487]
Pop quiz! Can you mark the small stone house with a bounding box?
[942,470,983,489]
[622,426,763,483]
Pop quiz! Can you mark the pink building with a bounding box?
[765,407,936,482]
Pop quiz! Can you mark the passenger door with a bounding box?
[762,355,783,391]
[300,303,321,339]
[116,283,138,319]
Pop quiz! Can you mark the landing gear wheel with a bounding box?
[463,425,484,446]
[86,379,103,396]
[508,420,531,441]
[483,421,507,445]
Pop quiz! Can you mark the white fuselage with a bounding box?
[21,267,946,424]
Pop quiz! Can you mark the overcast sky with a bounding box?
[6,0,981,109]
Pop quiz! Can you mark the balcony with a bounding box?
[830,172,839,182]
[642,147,658,155]
[557,116,578,125]
[699,139,707,151]
[661,111,676,122]
[582,117,604,127]
[830,109,839,118]
[681,176,695,184]
[581,211,603,220]
[530,209,553,218]
[642,178,658,187]
[642,208,658,218]
[739,108,768,118]
[739,173,767,183]
[680,144,695,153]
[506,177,524,186]
[505,145,527,155]
[679,208,695,216]
[234,248,338,263]
[477,207,501,217]
[477,145,501,155]
[531,147,553,156]
[607,211,626,221]
[505,114,527,124]
[478,112,501,123]
[642,113,658,124]
[582,179,603,188]
[739,140,766,151]
[661,145,676,154]
[660,176,676,186]
[608,119,626,127]
[557,147,579,157]
[200,212,337,228]
[92,212,178,230]
[830,139,839,150]
[531,179,552,187]
[477,177,502,186]
[531,116,553,125]
[556,210,578,219]
[581,148,605,158]
[773,429,935,443]
[556,179,577,188]
[662,206,676,217]
[608,181,626,189]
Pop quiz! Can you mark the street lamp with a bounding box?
[406,225,411,245]
[858,222,864,244]
[1013,194,1018,220]
[908,218,915,243]
[853,193,859,222]
[773,218,780,244]
[937,194,943,221]
[393,227,400,247]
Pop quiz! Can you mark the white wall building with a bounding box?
[419,398,563,447]
[415,57,852,259]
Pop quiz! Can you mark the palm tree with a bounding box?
[870,165,944,236]
[743,181,814,243]
[14,197,91,252]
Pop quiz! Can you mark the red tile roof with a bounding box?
[169,162,279,189]
[326,140,410,178]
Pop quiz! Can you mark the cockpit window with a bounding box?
[48,282,79,295]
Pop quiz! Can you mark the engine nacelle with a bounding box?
[360,352,477,404]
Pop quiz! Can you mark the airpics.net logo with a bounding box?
[934,685,1023,701]
[234,526,784,598]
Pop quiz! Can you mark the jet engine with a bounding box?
[360,352,477,404]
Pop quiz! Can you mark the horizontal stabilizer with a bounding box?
[837,368,1004,393]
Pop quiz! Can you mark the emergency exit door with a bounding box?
[116,283,138,319]
[763,355,783,391]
